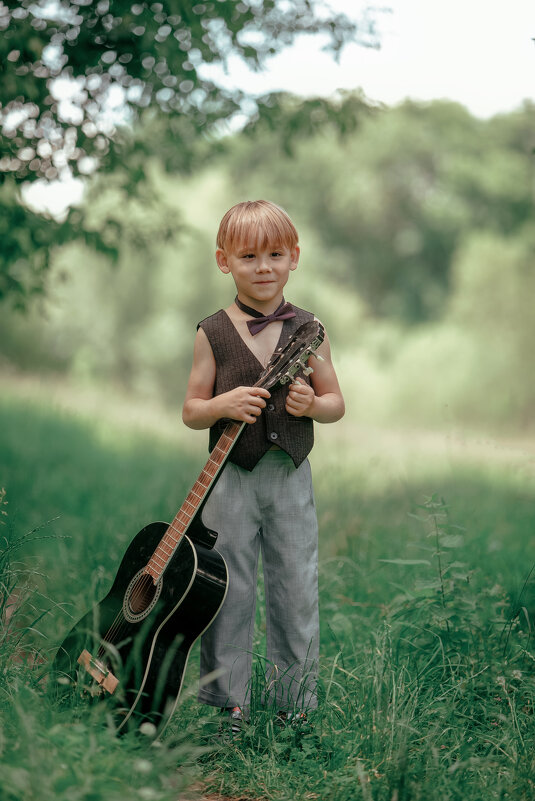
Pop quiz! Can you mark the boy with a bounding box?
[182,200,344,730]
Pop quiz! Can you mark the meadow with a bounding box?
[1,376,535,801]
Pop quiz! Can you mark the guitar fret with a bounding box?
[174,510,190,525]
[183,498,197,512]
[167,522,182,539]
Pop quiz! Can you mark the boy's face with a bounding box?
[216,243,299,309]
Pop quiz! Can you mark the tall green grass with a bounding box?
[1,387,535,800]
[0,511,203,801]
[189,494,535,801]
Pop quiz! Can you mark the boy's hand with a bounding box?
[286,378,315,418]
[221,386,271,424]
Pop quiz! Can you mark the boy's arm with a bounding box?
[285,328,345,423]
[182,327,270,430]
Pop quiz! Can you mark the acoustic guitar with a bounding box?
[51,320,325,736]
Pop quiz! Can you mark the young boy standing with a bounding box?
[182,200,344,728]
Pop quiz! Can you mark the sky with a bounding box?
[202,0,535,119]
[26,0,535,215]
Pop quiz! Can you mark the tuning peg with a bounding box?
[311,352,325,362]
[302,365,314,376]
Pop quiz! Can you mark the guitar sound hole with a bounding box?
[123,569,162,622]
[128,573,157,615]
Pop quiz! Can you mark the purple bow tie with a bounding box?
[235,297,296,336]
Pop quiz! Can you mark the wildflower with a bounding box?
[133,759,153,775]
[138,788,160,800]
[139,721,158,738]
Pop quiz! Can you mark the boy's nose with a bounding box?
[256,257,272,272]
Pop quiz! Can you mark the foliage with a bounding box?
[0,175,172,306]
[242,87,377,153]
[447,228,535,426]
[0,0,378,303]
[2,100,535,431]
[1,0,369,182]
[229,99,535,322]
[0,179,66,305]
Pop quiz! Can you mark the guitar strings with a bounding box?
[97,573,155,659]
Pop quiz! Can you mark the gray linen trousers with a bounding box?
[198,449,319,712]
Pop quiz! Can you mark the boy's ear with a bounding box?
[290,245,300,271]
[216,249,231,274]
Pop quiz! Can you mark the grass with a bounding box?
[1,377,535,800]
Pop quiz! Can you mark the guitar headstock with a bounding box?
[256,321,325,392]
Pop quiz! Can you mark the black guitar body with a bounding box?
[52,520,228,735]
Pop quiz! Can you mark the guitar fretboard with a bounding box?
[145,421,245,581]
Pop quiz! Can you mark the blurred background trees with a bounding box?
[1,1,534,433]
[1,0,376,302]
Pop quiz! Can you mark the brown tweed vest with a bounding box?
[198,305,315,471]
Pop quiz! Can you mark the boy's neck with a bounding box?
[235,293,286,316]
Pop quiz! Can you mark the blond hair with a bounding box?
[216,200,298,254]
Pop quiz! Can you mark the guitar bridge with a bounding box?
[77,649,119,695]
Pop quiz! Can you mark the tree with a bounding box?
[0,0,378,304]
[226,99,535,323]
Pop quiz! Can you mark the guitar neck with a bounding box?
[145,421,245,581]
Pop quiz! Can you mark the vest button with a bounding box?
[267,404,275,412]
[269,432,278,441]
